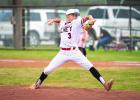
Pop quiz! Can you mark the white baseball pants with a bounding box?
[44,48,93,75]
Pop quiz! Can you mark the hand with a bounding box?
[48,19,54,25]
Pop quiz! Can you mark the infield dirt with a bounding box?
[0,86,140,100]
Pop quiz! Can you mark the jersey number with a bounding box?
[68,33,71,39]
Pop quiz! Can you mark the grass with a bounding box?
[0,49,140,61]
[0,67,140,91]
[0,48,139,91]
[87,49,140,61]
[0,49,58,60]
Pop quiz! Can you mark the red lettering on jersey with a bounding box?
[63,27,68,32]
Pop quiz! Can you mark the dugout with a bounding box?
[0,0,140,50]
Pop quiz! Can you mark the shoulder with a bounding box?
[72,16,83,26]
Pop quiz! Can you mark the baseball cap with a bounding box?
[66,9,76,15]
[74,9,80,14]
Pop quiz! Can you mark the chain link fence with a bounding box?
[0,1,140,50]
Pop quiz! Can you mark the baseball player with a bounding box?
[30,9,114,91]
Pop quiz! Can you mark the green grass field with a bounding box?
[0,67,139,91]
[0,49,140,91]
[0,49,140,61]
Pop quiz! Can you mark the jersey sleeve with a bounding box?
[58,20,65,32]
[74,16,84,27]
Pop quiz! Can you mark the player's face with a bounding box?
[66,14,75,22]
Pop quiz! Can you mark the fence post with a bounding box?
[129,5,133,50]
[13,0,24,49]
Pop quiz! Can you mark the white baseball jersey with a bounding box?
[44,17,93,75]
[59,16,83,48]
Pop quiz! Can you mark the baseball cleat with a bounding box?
[104,79,114,91]
[29,83,40,89]
[29,79,42,89]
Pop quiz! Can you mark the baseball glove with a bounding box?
[83,20,96,30]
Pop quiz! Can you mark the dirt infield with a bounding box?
[0,59,140,68]
[0,59,140,100]
[0,86,140,100]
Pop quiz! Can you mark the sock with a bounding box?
[78,47,86,56]
[36,72,48,85]
[89,67,105,84]
[99,76,105,84]
[83,48,86,56]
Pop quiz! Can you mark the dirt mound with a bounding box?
[0,86,140,100]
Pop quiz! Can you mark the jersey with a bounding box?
[59,16,84,48]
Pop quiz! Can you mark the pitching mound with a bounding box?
[0,86,140,100]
